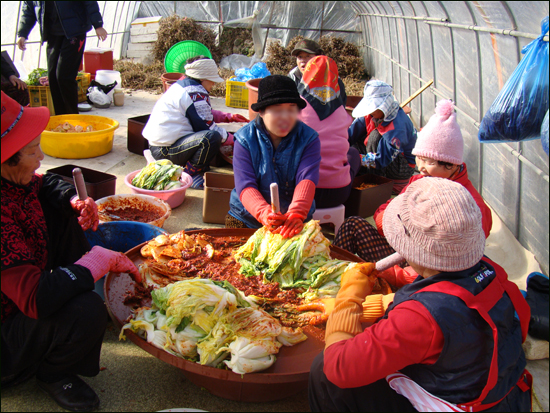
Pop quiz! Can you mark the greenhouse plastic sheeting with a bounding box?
[0,1,140,74]
[0,1,548,274]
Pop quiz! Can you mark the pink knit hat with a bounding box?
[412,100,464,165]
[383,177,485,272]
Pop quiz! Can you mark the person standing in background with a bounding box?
[16,1,108,115]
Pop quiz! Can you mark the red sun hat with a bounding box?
[1,91,50,164]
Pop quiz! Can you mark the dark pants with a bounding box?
[150,130,223,173]
[315,147,362,208]
[46,34,86,115]
[308,352,416,412]
[1,292,107,386]
[1,81,30,106]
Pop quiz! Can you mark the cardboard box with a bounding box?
[127,114,150,155]
[344,174,394,218]
[203,173,235,224]
[47,164,116,201]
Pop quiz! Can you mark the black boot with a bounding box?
[37,375,100,412]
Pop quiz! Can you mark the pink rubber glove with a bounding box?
[277,212,305,238]
[222,132,234,146]
[71,196,99,231]
[231,113,249,123]
[76,246,141,283]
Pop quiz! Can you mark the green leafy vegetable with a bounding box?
[27,68,48,86]
[132,160,184,190]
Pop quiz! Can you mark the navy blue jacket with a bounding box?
[385,259,529,410]
[348,108,417,168]
[18,1,103,42]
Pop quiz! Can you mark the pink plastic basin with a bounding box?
[124,170,192,208]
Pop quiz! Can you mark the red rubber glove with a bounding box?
[231,113,249,123]
[286,180,316,217]
[258,206,286,232]
[277,212,305,238]
[240,187,286,231]
[222,132,234,146]
[76,246,141,283]
[70,196,99,231]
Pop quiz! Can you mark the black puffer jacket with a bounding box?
[17,1,103,42]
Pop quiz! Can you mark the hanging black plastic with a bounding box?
[478,17,549,143]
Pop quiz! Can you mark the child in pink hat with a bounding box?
[335,100,493,288]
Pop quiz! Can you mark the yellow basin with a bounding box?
[41,115,119,159]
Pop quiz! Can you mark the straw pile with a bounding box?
[152,15,221,63]
[114,60,165,94]
[219,27,255,57]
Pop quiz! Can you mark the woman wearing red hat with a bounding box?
[1,92,140,411]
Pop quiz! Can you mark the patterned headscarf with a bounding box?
[297,56,344,121]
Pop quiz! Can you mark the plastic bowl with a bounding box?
[41,114,119,159]
[164,41,212,73]
[125,170,192,209]
[95,194,172,228]
[85,221,168,253]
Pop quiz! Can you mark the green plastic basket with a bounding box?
[164,40,213,73]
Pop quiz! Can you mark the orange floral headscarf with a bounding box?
[297,55,343,120]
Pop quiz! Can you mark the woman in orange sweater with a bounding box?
[334,100,492,288]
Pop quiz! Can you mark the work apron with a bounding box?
[385,268,533,412]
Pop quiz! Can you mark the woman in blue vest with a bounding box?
[309,177,531,412]
[227,75,321,238]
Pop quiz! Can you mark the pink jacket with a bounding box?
[299,100,353,189]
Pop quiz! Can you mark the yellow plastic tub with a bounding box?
[41,115,119,159]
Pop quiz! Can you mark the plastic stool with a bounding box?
[312,204,346,235]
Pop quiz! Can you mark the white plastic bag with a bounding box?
[220,54,260,71]
[88,86,111,106]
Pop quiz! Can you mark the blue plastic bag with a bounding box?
[478,17,549,143]
[231,62,271,82]
[542,110,549,156]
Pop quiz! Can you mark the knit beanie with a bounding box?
[184,59,224,83]
[383,177,486,272]
[412,100,464,165]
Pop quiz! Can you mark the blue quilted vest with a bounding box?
[384,259,526,407]
[229,118,319,228]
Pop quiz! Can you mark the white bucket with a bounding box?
[95,69,122,100]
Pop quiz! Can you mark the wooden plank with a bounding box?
[130,25,159,36]
[400,79,434,107]
[131,16,162,26]
[126,49,153,59]
[130,33,158,43]
[127,42,154,52]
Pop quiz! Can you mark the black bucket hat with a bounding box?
[251,75,307,112]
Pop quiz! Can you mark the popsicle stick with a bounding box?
[375,252,404,272]
[72,168,88,200]
[270,183,280,214]
[143,149,156,164]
